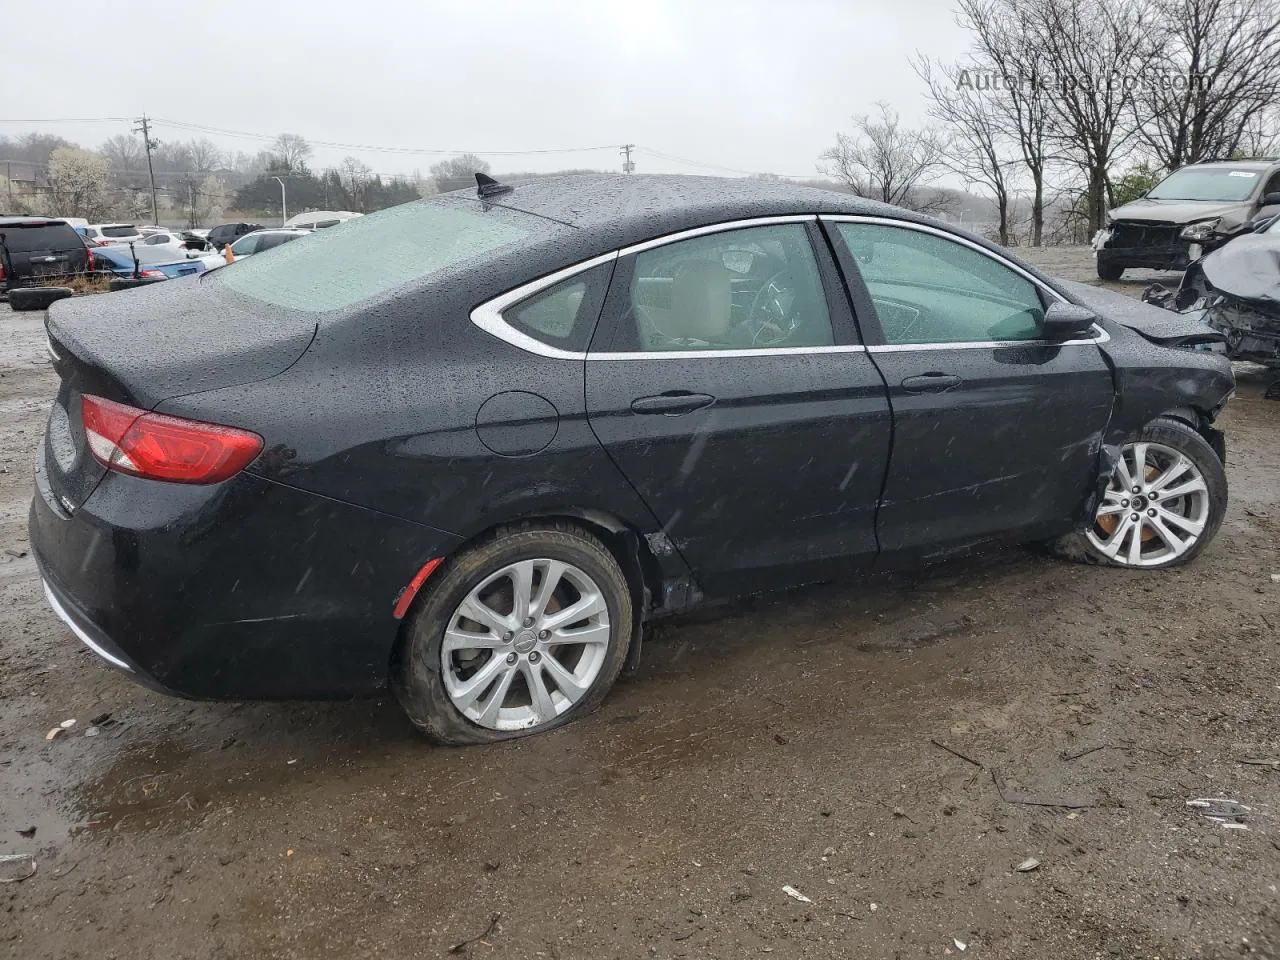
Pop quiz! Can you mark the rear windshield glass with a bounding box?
[1147,167,1262,202]
[213,199,541,312]
[0,223,81,252]
[101,225,137,237]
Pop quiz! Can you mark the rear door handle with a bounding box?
[901,373,962,394]
[630,392,716,415]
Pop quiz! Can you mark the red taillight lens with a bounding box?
[81,395,263,484]
[85,249,95,271]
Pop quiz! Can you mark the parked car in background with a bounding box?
[284,210,361,230]
[89,242,209,281]
[206,222,264,249]
[31,175,1233,745]
[139,230,211,254]
[1095,159,1280,280]
[0,216,91,292]
[198,228,310,269]
[80,223,144,246]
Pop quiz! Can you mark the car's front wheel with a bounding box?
[1068,418,1226,569]
[392,523,632,745]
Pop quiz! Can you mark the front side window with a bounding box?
[623,223,833,352]
[836,223,1045,344]
[231,235,260,256]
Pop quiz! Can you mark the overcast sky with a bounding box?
[0,0,972,180]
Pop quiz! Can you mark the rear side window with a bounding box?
[256,234,300,253]
[504,261,613,352]
[0,223,83,252]
[215,199,542,312]
[101,225,136,238]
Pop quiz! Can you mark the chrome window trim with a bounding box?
[470,216,820,360]
[469,213,1107,360]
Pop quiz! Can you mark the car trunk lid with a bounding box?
[42,279,316,512]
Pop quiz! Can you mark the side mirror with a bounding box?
[1259,192,1280,207]
[1042,301,1098,340]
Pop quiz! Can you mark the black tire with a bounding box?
[8,286,74,311]
[1096,259,1124,282]
[392,522,633,745]
[1054,417,1227,569]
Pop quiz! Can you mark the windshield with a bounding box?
[0,223,80,252]
[213,199,542,312]
[101,225,138,237]
[1147,167,1262,202]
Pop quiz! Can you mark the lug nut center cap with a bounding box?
[1131,494,1149,511]
[513,629,538,653]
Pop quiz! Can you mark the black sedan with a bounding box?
[31,175,1233,744]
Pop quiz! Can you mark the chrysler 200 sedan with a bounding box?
[31,175,1233,745]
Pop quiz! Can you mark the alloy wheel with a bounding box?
[1086,441,1210,567]
[441,559,611,731]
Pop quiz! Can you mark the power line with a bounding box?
[0,117,133,124]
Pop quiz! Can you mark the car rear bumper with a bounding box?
[30,458,463,700]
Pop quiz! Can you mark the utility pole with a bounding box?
[133,115,159,226]
[620,143,635,174]
[5,162,11,209]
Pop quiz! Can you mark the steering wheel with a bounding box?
[743,269,801,346]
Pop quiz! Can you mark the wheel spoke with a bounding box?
[1130,443,1150,485]
[459,594,515,635]
[1158,508,1205,537]
[1147,454,1191,493]
[1096,501,1127,517]
[1096,515,1134,559]
[1113,452,1135,492]
[529,560,566,623]
[522,661,558,722]
[540,591,607,632]
[1147,515,1189,557]
[509,560,535,624]
[449,655,507,712]
[443,626,506,655]
[541,655,589,701]
[1126,518,1145,565]
[475,665,518,726]
[1158,477,1207,501]
[547,622,611,647]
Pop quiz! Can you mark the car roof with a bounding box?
[460,174,907,251]
[1182,159,1280,170]
[0,216,70,226]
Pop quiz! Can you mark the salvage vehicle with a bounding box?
[31,175,1233,745]
[1142,214,1280,367]
[1095,159,1280,280]
[0,217,91,293]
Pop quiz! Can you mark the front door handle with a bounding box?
[630,392,716,416]
[901,373,962,394]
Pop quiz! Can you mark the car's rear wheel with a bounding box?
[1069,418,1226,569]
[1097,260,1124,282]
[392,523,632,745]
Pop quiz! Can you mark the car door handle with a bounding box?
[901,373,963,393]
[630,392,716,415]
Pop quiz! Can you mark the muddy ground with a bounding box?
[2,249,1278,959]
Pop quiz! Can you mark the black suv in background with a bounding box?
[0,217,91,293]
[206,222,264,249]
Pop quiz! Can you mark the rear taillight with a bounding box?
[80,395,263,484]
[0,258,5,283]
[85,249,95,271]
[139,269,165,279]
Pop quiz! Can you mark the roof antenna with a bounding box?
[476,173,513,198]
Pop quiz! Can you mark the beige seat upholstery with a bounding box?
[659,259,733,343]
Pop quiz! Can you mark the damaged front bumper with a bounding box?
[1207,298,1280,365]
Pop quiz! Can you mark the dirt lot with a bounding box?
[2,249,1278,960]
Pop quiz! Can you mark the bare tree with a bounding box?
[955,0,1053,244]
[819,102,951,213]
[336,156,374,210]
[1025,0,1158,234]
[1136,0,1280,168]
[99,134,145,173]
[430,153,491,193]
[914,55,1023,244]
[1237,107,1280,158]
[271,133,312,174]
